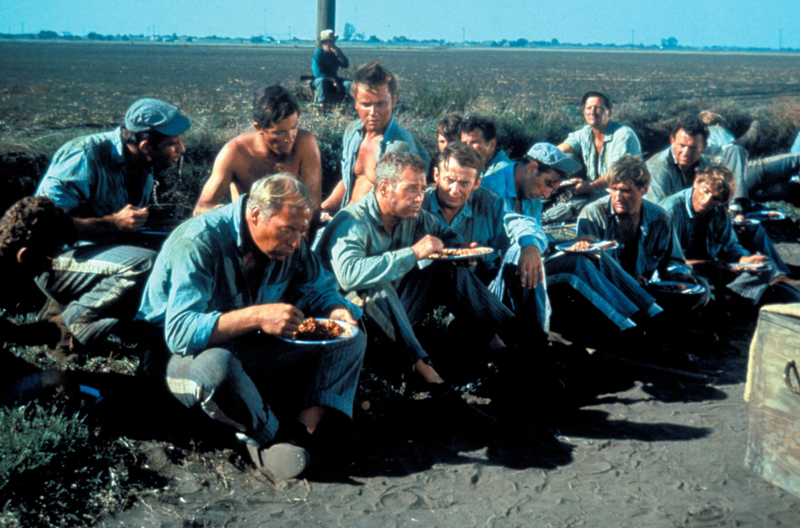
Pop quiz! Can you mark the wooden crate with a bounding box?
[745,304,800,498]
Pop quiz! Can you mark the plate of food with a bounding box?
[649,281,706,295]
[279,318,359,345]
[427,247,494,260]
[731,262,772,273]
[555,240,619,253]
[732,218,760,226]
[745,210,786,222]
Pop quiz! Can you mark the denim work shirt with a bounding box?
[645,146,713,205]
[479,163,549,251]
[661,188,749,263]
[422,186,544,276]
[577,196,692,281]
[707,126,736,148]
[482,149,513,178]
[136,197,360,356]
[565,121,642,183]
[315,192,462,292]
[339,116,431,208]
[36,128,154,217]
[312,47,349,79]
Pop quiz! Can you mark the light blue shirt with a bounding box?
[577,196,692,281]
[645,146,714,205]
[137,197,359,356]
[482,149,513,178]
[792,129,800,154]
[36,128,154,218]
[339,116,430,208]
[315,192,461,292]
[565,121,642,183]
[479,163,549,253]
[422,186,542,275]
[661,188,748,263]
[707,125,736,148]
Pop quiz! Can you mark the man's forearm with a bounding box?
[207,306,263,347]
[72,215,119,238]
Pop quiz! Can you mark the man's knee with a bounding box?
[166,348,244,405]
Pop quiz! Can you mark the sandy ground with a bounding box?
[98,227,800,528]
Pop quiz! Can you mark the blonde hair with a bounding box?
[695,166,735,203]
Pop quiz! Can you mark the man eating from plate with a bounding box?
[661,166,800,306]
[136,173,366,482]
[316,151,520,392]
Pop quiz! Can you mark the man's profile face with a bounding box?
[321,40,335,51]
[249,203,311,261]
[381,168,426,220]
[609,179,647,217]
[461,129,496,163]
[670,129,706,168]
[256,113,299,157]
[437,133,449,153]
[691,179,726,216]
[147,135,185,172]
[354,84,396,134]
[521,162,563,201]
[434,158,480,211]
[583,96,612,129]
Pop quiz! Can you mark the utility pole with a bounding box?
[779,29,783,52]
[264,8,267,38]
[462,28,465,45]
[317,0,335,43]
[631,30,634,48]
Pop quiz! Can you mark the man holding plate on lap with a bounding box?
[136,174,366,482]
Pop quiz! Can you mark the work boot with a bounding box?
[733,119,761,151]
[238,433,310,483]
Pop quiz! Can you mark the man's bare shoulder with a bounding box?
[295,129,320,153]
[224,131,263,157]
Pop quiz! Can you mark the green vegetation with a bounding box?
[0,402,137,527]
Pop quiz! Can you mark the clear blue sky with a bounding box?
[2,0,799,48]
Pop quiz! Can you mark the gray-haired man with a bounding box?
[137,174,366,482]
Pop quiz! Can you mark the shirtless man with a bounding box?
[193,85,322,217]
[321,60,429,213]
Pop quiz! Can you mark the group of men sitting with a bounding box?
[4,57,800,483]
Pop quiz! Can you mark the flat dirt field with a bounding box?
[3,41,800,133]
[4,42,800,527]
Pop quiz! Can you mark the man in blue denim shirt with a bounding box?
[34,99,190,359]
[662,167,800,305]
[137,174,365,481]
[460,116,513,178]
[317,152,516,389]
[422,142,550,332]
[546,91,642,224]
[579,156,694,285]
[321,60,429,214]
[647,115,800,208]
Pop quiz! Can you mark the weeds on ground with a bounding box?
[0,402,139,527]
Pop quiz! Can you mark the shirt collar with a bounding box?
[427,187,474,220]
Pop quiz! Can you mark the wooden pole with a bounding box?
[317,0,335,43]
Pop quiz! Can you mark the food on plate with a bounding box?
[293,318,350,341]
[566,241,594,252]
[428,247,493,259]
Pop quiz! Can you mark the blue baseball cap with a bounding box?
[525,143,581,176]
[124,98,191,136]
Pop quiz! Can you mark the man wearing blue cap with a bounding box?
[34,98,190,360]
